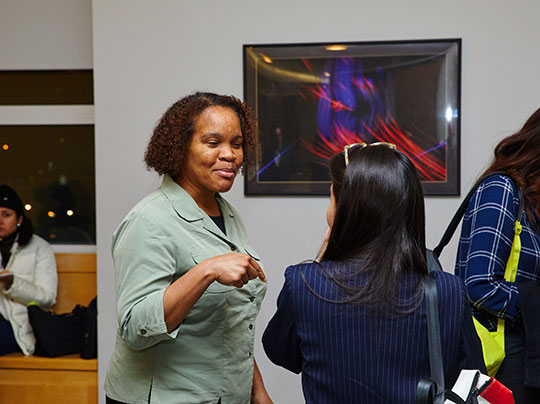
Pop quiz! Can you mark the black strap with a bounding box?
[418,274,472,404]
[424,275,445,402]
[445,390,469,404]
[433,171,524,258]
[416,378,439,404]
[426,249,444,273]
[416,257,445,404]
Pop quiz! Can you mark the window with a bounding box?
[0,70,95,245]
[0,70,93,105]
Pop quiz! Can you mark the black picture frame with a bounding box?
[243,39,461,196]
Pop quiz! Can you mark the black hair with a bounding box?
[17,215,33,247]
[316,145,427,314]
[0,185,34,247]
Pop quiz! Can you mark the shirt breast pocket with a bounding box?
[190,249,235,294]
[241,243,260,261]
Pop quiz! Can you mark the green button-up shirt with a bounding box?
[105,175,267,404]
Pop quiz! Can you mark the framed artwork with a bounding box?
[243,39,461,196]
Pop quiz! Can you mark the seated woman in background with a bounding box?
[262,143,485,404]
[0,185,57,356]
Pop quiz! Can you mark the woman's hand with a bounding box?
[0,271,14,290]
[163,252,266,332]
[208,253,266,288]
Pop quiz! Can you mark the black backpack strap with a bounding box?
[433,171,521,258]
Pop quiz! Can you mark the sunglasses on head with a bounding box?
[342,142,397,166]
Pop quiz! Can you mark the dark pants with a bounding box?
[0,319,20,355]
[496,326,540,404]
[106,396,222,403]
[106,398,128,404]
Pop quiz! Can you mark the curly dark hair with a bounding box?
[144,92,258,177]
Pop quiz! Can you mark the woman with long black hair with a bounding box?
[262,143,484,404]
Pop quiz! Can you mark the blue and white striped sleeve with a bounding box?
[460,176,520,320]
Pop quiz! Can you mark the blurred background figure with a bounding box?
[0,184,57,356]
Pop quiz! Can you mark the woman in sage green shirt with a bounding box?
[105,92,272,404]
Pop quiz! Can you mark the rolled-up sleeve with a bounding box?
[112,213,180,350]
[262,269,302,374]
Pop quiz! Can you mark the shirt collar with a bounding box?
[159,175,235,221]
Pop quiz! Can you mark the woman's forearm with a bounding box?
[251,358,273,404]
[163,252,266,332]
[163,263,215,332]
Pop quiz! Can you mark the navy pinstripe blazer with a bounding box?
[262,262,485,404]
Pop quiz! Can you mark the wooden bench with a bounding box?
[0,253,98,404]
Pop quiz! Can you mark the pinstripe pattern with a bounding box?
[455,175,540,330]
[262,262,484,404]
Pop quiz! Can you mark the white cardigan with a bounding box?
[1,235,57,355]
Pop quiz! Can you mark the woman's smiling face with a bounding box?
[179,106,244,199]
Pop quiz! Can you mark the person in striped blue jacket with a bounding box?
[263,142,484,404]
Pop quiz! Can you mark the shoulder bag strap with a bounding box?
[423,274,445,404]
[505,186,524,283]
[433,171,518,258]
[494,186,525,337]
[419,274,472,404]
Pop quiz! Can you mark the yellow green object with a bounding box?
[473,220,521,376]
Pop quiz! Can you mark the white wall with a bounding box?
[0,0,92,69]
[5,0,540,403]
[92,1,540,402]
[92,2,540,402]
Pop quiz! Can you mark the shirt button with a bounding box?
[249,296,255,302]
[249,324,253,330]
[140,329,147,335]
[230,245,236,251]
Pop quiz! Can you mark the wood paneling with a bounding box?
[0,253,98,404]
[0,353,97,371]
[0,368,97,404]
[53,253,97,314]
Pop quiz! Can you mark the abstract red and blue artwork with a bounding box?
[243,39,461,195]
